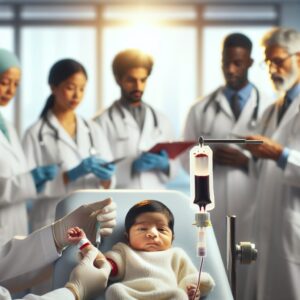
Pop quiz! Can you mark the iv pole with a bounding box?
[197,136,259,299]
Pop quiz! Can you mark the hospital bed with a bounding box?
[52,189,233,300]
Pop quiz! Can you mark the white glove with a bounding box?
[65,248,111,300]
[52,197,116,250]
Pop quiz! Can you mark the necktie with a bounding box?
[277,95,291,124]
[0,112,10,142]
[230,93,241,120]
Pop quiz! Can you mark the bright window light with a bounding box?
[103,5,197,22]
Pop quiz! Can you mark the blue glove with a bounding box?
[91,159,116,181]
[66,156,96,182]
[132,150,169,173]
[31,164,59,192]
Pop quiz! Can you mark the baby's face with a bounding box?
[128,212,173,252]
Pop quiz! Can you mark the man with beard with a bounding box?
[94,49,178,189]
[245,28,300,300]
[181,33,269,300]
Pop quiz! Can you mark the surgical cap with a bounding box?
[0,49,21,74]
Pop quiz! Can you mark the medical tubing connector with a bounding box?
[195,210,211,257]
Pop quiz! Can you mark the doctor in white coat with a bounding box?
[23,59,116,231]
[0,198,116,300]
[94,49,178,189]
[0,49,58,246]
[245,28,300,300]
[181,33,271,299]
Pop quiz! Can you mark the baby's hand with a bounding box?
[67,226,86,244]
[187,284,200,300]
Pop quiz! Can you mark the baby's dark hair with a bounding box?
[223,32,253,53]
[125,200,174,235]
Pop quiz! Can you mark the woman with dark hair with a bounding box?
[23,58,115,231]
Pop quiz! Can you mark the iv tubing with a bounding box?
[192,256,204,300]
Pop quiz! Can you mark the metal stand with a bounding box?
[226,215,258,299]
[227,215,237,299]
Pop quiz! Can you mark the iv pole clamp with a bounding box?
[198,136,260,299]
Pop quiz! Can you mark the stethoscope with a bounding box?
[201,85,260,135]
[108,100,160,140]
[38,115,97,159]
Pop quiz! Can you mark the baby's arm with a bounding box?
[67,227,106,268]
[67,227,121,278]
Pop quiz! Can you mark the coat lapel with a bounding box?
[47,111,78,154]
[278,94,300,129]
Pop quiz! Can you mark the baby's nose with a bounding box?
[146,228,158,238]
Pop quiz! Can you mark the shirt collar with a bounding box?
[224,83,253,101]
[286,83,300,102]
[224,83,253,109]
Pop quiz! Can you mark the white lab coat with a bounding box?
[247,93,300,300]
[181,87,269,299]
[22,111,115,231]
[94,101,178,189]
[0,118,36,246]
[0,226,74,300]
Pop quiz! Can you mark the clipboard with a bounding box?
[148,141,196,159]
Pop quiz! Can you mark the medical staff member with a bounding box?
[245,28,300,300]
[23,59,116,231]
[0,49,58,246]
[94,49,178,189]
[0,198,116,300]
[181,33,270,299]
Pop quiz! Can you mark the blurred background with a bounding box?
[1,0,299,136]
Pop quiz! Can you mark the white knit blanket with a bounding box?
[105,242,215,300]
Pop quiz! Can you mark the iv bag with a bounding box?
[190,144,215,211]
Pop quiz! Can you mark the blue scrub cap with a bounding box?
[0,48,21,74]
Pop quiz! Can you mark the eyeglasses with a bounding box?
[260,53,298,70]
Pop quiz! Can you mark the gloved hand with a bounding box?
[52,197,116,251]
[31,164,59,192]
[132,150,169,173]
[65,247,111,300]
[66,156,98,182]
[91,159,116,181]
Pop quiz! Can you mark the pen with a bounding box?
[95,222,101,248]
[101,156,127,167]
